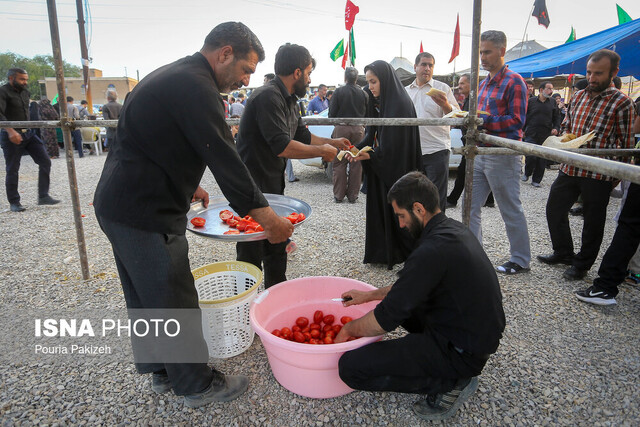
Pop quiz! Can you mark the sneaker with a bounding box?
[531,182,541,188]
[38,195,61,206]
[496,261,530,275]
[624,272,640,286]
[575,286,617,305]
[184,370,249,408]
[413,377,479,421]
[563,265,587,281]
[334,197,343,203]
[569,206,584,216]
[151,371,172,394]
[10,203,26,212]
[521,174,529,182]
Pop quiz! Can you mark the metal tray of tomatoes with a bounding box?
[186,193,312,242]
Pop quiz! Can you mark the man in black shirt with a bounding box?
[329,66,368,203]
[235,43,349,287]
[521,82,561,186]
[94,22,293,408]
[336,172,505,421]
[0,68,59,212]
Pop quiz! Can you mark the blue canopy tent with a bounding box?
[507,18,640,78]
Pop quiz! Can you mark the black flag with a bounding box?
[532,0,550,28]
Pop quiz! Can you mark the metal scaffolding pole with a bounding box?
[477,133,640,185]
[462,0,483,226]
[46,0,90,280]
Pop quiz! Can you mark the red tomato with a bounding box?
[309,323,321,330]
[323,336,334,344]
[244,229,257,234]
[296,213,306,223]
[226,218,239,228]
[223,230,240,235]
[285,213,299,224]
[309,338,320,345]
[313,311,323,324]
[233,215,242,221]
[295,317,309,328]
[190,217,206,227]
[245,224,257,232]
[293,331,305,343]
[303,332,311,342]
[292,325,301,333]
[323,324,333,332]
[271,329,281,337]
[323,315,335,325]
[236,219,249,231]
[255,225,264,232]
[219,210,233,221]
[325,330,336,339]
[309,329,321,339]
[331,324,342,333]
[281,327,292,339]
[341,316,353,325]
[301,326,310,333]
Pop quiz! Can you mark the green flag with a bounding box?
[330,39,344,61]
[565,26,576,43]
[52,93,59,104]
[617,4,632,24]
[349,29,356,65]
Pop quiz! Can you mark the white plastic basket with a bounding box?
[192,261,263,358]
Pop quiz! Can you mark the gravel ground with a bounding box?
[1,153,639,426]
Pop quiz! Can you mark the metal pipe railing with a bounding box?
[477,133,640,184]
[452,147,640,157]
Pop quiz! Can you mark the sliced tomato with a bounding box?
[255,225,264,232]
[296,213,306,223]
[244,229,257,234]
[219,209,233,221]
[223,229,240,235]
[236,219,249,231]
[226,218,239,228]
[190,217,206,227]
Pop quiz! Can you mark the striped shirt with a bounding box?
[561,87,635,180]
[477,65,528,145]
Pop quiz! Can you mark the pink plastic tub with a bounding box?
[249,276,382,399]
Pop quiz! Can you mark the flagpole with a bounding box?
[519,3,535,58]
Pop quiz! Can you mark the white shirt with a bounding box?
[405,79,459,155]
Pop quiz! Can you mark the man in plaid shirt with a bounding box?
[538,49,636,281]
[465,30,531,275]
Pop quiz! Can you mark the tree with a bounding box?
[0,52,82,99]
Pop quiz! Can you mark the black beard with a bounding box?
[406,210,424,240]
[589,77,612,93]
[11,81,27,91]
[293,75,307,98]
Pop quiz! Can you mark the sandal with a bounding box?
[625,271,640,286]
[496,261,530,275]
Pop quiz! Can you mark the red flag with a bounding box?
[341,41,349,69]
[420,41,424,53]
[448,14,460,64]
[345,0,359,31]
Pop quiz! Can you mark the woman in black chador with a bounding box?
[350,60,422,268]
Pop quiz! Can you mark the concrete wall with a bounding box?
[38,75,138,106]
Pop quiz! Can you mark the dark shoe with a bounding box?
[334,197,343,203]
[446,200,457,208]
[10,203,26,212]
[563,265,587,281]
[496,261,529,275]
[569,206,584,216]
[184,370,249,408]
[288,177,300,182]
[38,195,61,206]
[413,377,479,421]
[575,285,617,305]
[348,198,357,203]
[537,252,574,265]
[151,371,172,394]
[531,182,541,188]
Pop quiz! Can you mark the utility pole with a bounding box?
[75,0,92,113]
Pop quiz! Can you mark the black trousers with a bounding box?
[237,240,288,288]
[594,183,640,296]
[97,215,213,395]
[546,172,613,271]
[447,155,494,206]
[71,129,84,157]
[339,328,487,395]
[1,130,52,204]
[523,137,546,184]
[421,150,450,213]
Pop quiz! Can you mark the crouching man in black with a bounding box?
[335,171,505,421]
